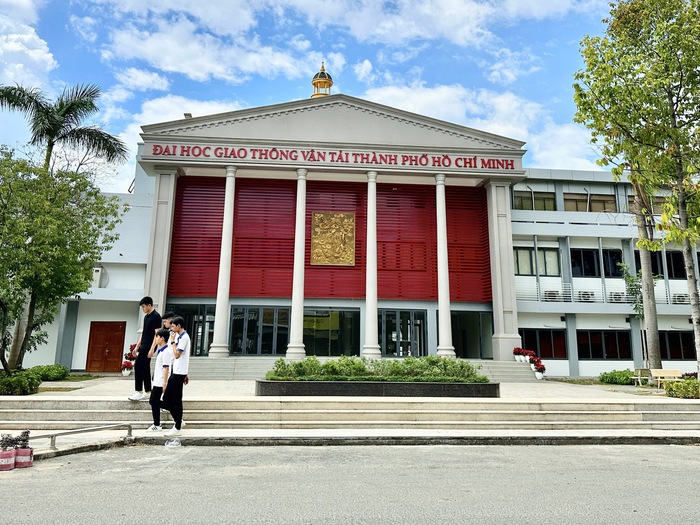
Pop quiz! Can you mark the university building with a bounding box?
[34,67,698,377]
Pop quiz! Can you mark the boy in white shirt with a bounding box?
[163,316,190,436]
[147,329,173,431]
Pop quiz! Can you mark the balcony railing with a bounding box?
[516,280,687,305]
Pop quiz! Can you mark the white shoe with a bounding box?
[139,392,151,401]
[165,427,181,437]
[160,408,168,413]
[128,391,143,401]
[146,424,162,431]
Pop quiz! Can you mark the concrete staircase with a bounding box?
[185,356,537,383]
[3,398,700,431]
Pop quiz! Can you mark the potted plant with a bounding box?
[513,347,523,362]
[121,360,134,376]
[14,430,32,468]
[122,344,137,376]
[534,362,546,380]
[0,434,16,471]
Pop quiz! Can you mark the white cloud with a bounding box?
[114,68,170,91]
[0,0,43,25]
[69,15,99,43]
[363,81,600,170]
[0,15,57,86]
[500,0,608,19]
[485,48,541,85]
[527,122,601,170]
[105,16,304,83]
[103,95,244,193]
[354,59,373,83]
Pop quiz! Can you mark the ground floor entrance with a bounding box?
[166,302,493,358]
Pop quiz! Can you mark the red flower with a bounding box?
[121,360,134,370]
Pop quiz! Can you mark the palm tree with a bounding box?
[0,83,128,373]
[0,83,127,170]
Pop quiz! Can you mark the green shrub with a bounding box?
[30,364,70,381]
[666,379,700,399]
[0,370,42,395]
[265,355,488,383]
[598,369,634,385]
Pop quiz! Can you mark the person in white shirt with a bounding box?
[162,316,190,436]
[146,329,173,431]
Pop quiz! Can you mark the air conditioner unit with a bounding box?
[578,291,595,302]
[543,290,562,302]
[672,293,690,304]
[91,268,102,288]
[609,291,626,303]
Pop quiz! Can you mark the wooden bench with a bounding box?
[650,369,683,389]
[631,368,651,386]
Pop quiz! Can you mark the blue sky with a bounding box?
[0,0,610,192]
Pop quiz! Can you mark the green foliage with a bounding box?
[265,356,488,383]
[666,379,700,399]
[0,369,41,395]
[0,147,125,372]
[598,369,635,385]
[30,364,70,381]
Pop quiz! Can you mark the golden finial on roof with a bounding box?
[311,61,333,98]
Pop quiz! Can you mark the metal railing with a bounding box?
[30,424,133,450]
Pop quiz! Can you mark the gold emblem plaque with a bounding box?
[311,212,356,266]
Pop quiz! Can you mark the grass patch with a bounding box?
[62,374,98,382]
[547,377,602,385]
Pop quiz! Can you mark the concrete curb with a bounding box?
[33,438,133,460]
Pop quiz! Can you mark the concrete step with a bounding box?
[185,356,539,383]
[2,397,700,430]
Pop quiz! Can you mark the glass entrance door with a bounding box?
[378,310,426,357]
[230,306,290,355]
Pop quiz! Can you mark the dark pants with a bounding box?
[134,357,152,392]
[149,386,164,426]
[161,374,186,430]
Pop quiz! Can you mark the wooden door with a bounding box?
[86,321,126,372]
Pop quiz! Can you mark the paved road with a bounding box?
[2,444,698,524]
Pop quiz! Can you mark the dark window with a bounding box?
[564,193,617,212]
[577,330,632,359]
[513,191,556,211]
[602,250,623,278]
[519,328,567,359]
[633,250,686,279]
[659,331,695,360]
[627,195,668,214]
[571,248,623,278]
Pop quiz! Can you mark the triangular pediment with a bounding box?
[140,94,525,153]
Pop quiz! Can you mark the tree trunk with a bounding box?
[677,187,700,377]
[15,292,37,371]
[7,293,30,370]
[631,183,661,368]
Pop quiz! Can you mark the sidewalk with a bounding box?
[6,376,700,460]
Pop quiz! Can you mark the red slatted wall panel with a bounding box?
[304,181,367,298]
[377,184,438,300]
[231,179,296,297]
[168,176,225,297]
[446,186,491,302]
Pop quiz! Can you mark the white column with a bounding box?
[435,174,455,357]
[143,169,178,312]
[362,171,381,358]
[486,180,521,360]
[286,168,308,361]
[209,166,236,356]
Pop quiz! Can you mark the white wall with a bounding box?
[71,300,140,370]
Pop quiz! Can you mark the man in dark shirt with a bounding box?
[128,296,162,401]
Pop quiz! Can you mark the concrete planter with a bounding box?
[255,380,499,398]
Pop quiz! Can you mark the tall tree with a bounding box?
[573,0,700,372]
[0,83,128,372]
[0,83,127,171]
[0,148,124,374]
